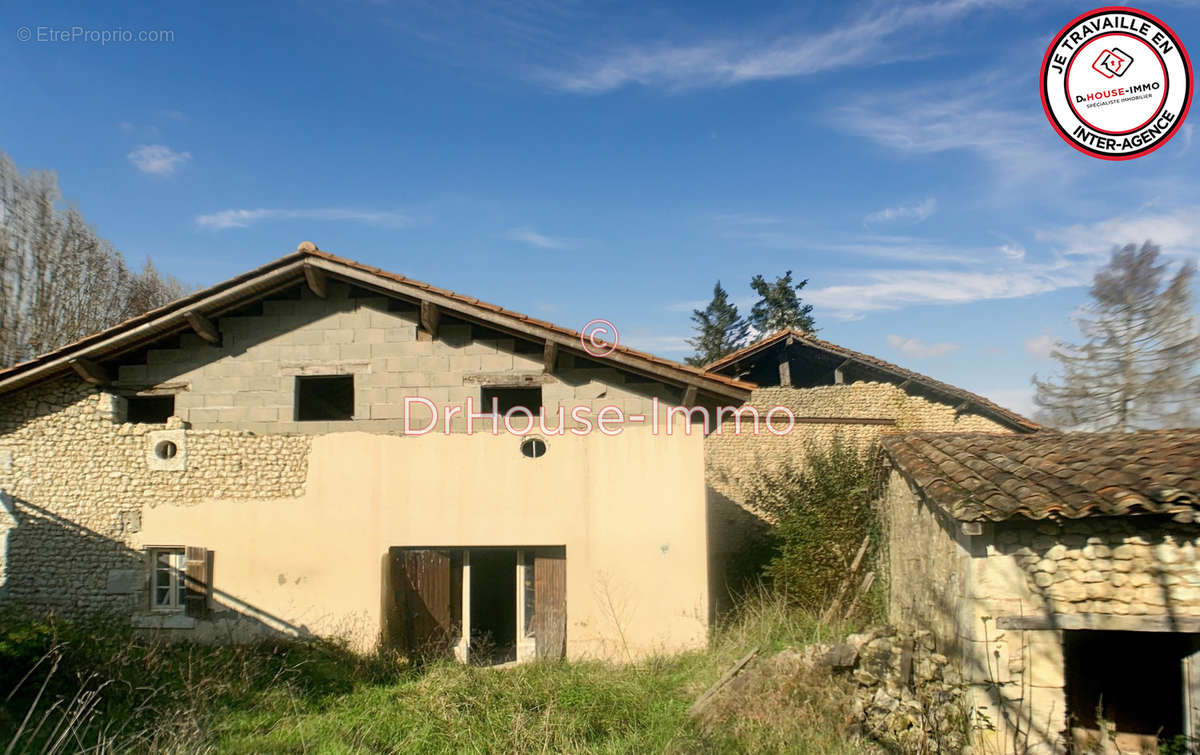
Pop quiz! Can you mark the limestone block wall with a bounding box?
[704,382,1010,516]
[122,281,677,435]
[0,376,310,619]
[881,470,967,650]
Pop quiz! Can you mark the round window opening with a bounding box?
[520,438,547,459]
[154,440,178,460]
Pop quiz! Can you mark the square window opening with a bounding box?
[149,547,186,612]
[481,387,542,417]
[127,395,175,424]
[295,375,355,421]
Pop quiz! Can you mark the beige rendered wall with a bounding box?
[138,427,710,659]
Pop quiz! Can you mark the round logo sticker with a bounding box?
[1041,7,1192,160]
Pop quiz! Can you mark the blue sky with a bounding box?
[4,0,1200,417]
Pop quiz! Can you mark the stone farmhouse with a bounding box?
[882,430,1200,753]
[0,244,1032,665]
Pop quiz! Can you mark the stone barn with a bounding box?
[881,430,1200,754]
[0,243,1035,666]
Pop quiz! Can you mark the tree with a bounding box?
[685,281,748,366]
[0,151,188,367]
[748,270,815,335]
[1033,241,1200,431]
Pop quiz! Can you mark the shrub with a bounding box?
[736,435,883,613]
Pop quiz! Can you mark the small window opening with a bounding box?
[154,440,178,460]
[150,548,186,611]
[520,438,546,458]
[295,375,355,421]
[481,387,542,417]
[127,395,175,424]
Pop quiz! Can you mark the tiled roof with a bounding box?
[881,430,1200,522]
[0,248,755,399]
[705,329,1038,432]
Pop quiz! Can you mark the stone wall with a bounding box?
[881,470,967,652]
[0,376,310,621]
[703,383,1012,612]
[704,382,1010,517]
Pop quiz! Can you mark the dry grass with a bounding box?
[1,592,878,754]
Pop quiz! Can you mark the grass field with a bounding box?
[0,593,874,754]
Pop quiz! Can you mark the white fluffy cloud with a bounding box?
[127,144,191,176]
[886,334,959,358]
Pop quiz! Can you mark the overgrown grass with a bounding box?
[0,592,875,754]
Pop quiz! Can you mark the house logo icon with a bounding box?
[1092,47,1134,78]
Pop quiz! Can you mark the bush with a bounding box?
[736,436,883,613]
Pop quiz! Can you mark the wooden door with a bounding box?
[1186,645,1200,746]
[398,549,454,660]
[533,550,566,660]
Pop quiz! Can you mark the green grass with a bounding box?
[0,592,874,754]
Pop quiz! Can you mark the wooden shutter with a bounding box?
[184,546,211,618]
[533,549,566,660]
[401,549,454,659]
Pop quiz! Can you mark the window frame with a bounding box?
[149,547,187,613]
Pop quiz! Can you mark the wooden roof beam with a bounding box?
[183,311,220,345]
[834,358,853,385]
[543,340,558,375]
[304,264,327,298]
[69,357,111,386]
[419,301,441,341]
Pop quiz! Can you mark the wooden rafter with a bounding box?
[183,311,220,345]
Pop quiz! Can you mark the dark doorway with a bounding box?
[469,549,517,664]
[1064,630,1200,751]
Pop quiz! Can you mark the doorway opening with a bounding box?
[469,549,517,664]
[385,545,566,665]
[1064,630,1200,751]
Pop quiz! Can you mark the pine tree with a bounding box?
[1033,242,1200,431]
[685,281,749,367]
[748,270,815,335]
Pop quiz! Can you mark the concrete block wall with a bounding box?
[116,282,678,435]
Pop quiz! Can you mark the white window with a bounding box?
[150,548,186,611]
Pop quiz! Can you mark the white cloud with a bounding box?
[195,208,414,230]
[807,264,1088,319]
[127,144,190,176]
[838,70,1069,184]
[502,226,575,250]
[1025,334,1055,359]
[999,243,1026,261]
[1035,206,1200,261]
[541,0,1019,92]
[886,334,959,358]
[865,197,937,224]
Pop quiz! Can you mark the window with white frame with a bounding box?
[150,548,186,611]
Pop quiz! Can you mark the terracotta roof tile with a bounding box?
[882,430,1200,522]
